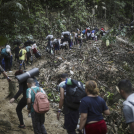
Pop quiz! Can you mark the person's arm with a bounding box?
[79,113,87,130]
[25,52,27,61]
[129,123,134,134]
[57,87,64,120]
[27,98,31,114]
[0,65,11,82]
[10,84,23,103]
[103,109,110,115]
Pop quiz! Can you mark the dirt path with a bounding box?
[0,57,66,134]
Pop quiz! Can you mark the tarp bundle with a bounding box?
[62,31,70,35]
[15,68,39,83]
[46,35,53,40]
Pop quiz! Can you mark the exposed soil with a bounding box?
[0,58,66,134]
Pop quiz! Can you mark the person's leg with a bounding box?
[8,58,11,71]
[64,110,79,134]
[31,112,47,134]
[22,61,25,70]
[40,113,47,134]
[4,58,8,71]
[16,97,27,126]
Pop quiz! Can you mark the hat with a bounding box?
[60,73,68,78]
[6,45,10,53]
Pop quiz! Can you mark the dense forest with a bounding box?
[0,0,134,43]
[0,1,134,134]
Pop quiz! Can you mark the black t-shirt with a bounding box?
[79,96,108,124]
[15,46,20,56]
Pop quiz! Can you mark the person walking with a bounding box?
[10,70,40,129]
[26,78,47,134]
[19,46,27,70]
[78,80,110,134]
[57,74,79,134]
[26,44,32,64]
[118,79,134,134]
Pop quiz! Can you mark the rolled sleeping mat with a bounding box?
[62,32,70,35]
[46,35,53,39]
[15,68,39,83]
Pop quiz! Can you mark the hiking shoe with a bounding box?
[18,125,26,129]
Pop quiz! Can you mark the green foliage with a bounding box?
[106,92,114,100]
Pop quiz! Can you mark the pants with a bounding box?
[77,39,82,48]
[15,55,19,62]
[27,52,31,64]
[85,120,107,134]
[16,97,27,125]
[19,60,25,70]
[87,33,91,40]
[31,111,47,134]
[64,106,79,134]
[75,37,77,45]
[4,57,11,71]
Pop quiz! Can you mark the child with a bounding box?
[26,78,47,134]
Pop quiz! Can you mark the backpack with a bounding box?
[31,87,50,114]
[64,79,86,110]
[19,50,22,57]
[87,29,90,33]
[1,48,8,56]
[33,48,37,54]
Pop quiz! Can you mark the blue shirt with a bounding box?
[26,46,31,52]
[79,96,108,124]
[26,86,46,113]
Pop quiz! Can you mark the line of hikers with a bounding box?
[2,67,133,134]
[46,27,106,55]
[0,41,41,72]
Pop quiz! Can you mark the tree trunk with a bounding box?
[9,81,17,98]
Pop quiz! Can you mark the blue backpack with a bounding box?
[82,30,86,34]
[1,48,8,57]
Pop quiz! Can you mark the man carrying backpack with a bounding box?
[26,44,32,64]
[26,78,48,134]
[118,80,134,134]
[1,45,12,71]
[86,28,91,40]
[19,46,27,70]
[57,74,86,134]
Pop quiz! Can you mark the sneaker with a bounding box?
[18,125,26,129]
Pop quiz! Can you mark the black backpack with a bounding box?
[64,79,86,110]
[87,30,90,33]
[19,50,22,57]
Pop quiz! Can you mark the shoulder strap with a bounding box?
[128,101,134,106]
[31,88,36,95]
[39,87,41,92]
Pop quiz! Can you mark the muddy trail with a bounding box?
[0,38,134,134]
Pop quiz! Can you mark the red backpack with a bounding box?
[33,48,37,54]
[31,88,50,114]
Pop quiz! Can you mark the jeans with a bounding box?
[4,57,11,71]
[19,60,25,70]
[31,111,47,134]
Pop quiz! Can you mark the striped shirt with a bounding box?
[26,86,46,113]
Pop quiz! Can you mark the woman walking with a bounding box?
[78,80,110,134]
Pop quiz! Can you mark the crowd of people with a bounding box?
[0,41,41,72]
[46,27,106,55]
[0,26,134,134]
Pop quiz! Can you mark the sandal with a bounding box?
[18,125,26,129]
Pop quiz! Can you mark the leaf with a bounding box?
[0,36,7,46]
